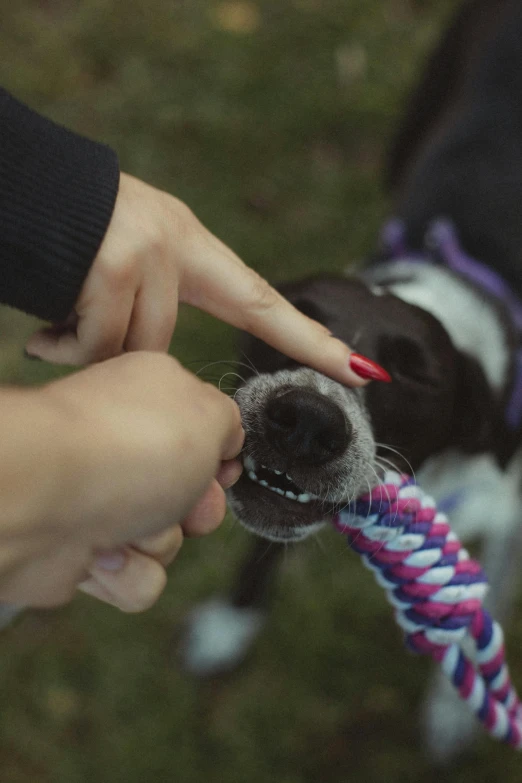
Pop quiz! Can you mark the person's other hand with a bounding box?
[25,173,369,386]
[77,454,243,612]
[0,352,243,611]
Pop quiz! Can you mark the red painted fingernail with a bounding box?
[349,353,392,383]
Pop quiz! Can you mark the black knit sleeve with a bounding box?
[0,88,120,322]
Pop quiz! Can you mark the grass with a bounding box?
[1,0,521,781]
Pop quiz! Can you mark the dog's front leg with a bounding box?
[180,538,284,677]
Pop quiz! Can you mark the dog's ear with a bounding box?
[452,351,499,452]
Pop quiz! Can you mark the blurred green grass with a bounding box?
[1,1,521,781]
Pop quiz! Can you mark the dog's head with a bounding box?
[227,274,498,542]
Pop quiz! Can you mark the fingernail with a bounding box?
[94,550,126,572]
[349,353,392,383]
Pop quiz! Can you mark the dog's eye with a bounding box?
[380,336,438,387]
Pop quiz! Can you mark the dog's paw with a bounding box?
[179,599,265,677]
[422,670,478,764]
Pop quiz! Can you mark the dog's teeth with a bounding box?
[245,469,320,504]
[261,464,267,469]
[244,455,256,472]
[286,473,293,481]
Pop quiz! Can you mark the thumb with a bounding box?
[78,548,167,613]
[25,324,83,365]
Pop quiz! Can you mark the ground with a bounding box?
[1,1,521,781]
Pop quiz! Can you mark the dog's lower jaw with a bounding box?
[237,514,326,543]
[226,484,328,542]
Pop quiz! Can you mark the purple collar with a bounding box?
[380,218,522,431]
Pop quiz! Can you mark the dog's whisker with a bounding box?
[374,448,417,533]
[193,359,253,381]
[375,443,417,484]
[363,463,396,560]
[375,455,399,471]
[193,359,241,378]
[218,372,247,392]
[239,350,261,378]
[339,474,370,551]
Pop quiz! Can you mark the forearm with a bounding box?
[0,88,119,322]
[0,387,68,530]
[0,385,89,603]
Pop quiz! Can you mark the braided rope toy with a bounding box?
[333,470,522,748]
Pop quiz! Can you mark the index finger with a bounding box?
[178,225,367,387]
[203,384,245,460]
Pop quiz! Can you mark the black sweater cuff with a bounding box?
[0,88,120,322]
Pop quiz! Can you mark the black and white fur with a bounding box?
[181,0,522,761]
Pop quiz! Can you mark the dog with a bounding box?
[181,0,522,761]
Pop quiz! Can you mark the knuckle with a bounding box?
[144,218,167,258]
[168,197,198,243]
[201,378,224,402]
[246,272,280,318]
[142,525,183,563]
[226,397,243,435]
[102,256,137,292]
[219,386,241,419]
[201,381,239,419]
[185,488,227,537]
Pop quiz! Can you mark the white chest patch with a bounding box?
[367,261,510,393]
[417,449,522,541]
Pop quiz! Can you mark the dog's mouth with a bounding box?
[224,452,340,542]
[243,455,321,505]
[227,368,377,541]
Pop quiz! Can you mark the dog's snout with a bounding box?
[264,389,350,465]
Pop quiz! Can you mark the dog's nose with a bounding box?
[264,389,350,466]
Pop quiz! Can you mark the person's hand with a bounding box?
[25,173,369,385]
[0,352,243,611]
[78,457,242,612]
